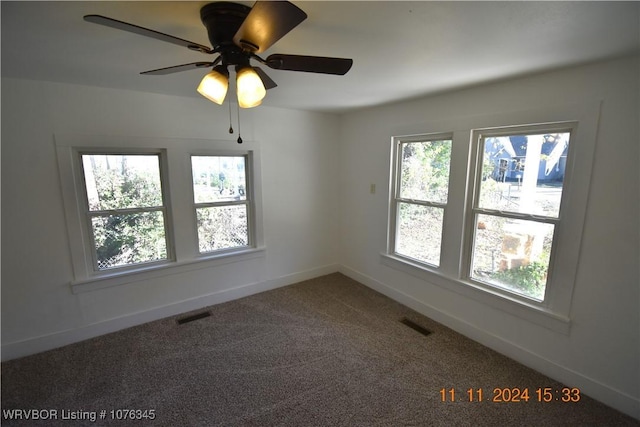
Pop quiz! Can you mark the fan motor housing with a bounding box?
[200,2,250,49]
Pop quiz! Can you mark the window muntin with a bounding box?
[191,155,250,254]
[80,153,170,271]
[391,137,452,267]
[468,130,571,301]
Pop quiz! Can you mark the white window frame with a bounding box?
[56,134,265,294]
[76,148,175,273]
[190,152,256,255]
[463,122,576,303]
[382,102,600,333]
[388,132,453,268]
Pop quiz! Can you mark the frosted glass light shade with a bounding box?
[236,67,266,108]
[197,68,229,104]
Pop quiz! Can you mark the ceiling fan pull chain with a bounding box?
[228,98,234,134]
[236,102,243,144]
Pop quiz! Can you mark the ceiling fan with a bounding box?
[84,1,353,108]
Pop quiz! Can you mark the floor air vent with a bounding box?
[400,318,432,337]
[176,311,211,325]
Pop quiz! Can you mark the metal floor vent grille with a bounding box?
[400,318,433,337]
[176,311,211,325]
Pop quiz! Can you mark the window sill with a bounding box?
[380,253,571,335]
[71,247,266,294]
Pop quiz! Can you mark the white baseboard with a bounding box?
[1,263,339,362]
[339,265,640,421]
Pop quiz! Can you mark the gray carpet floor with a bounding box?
[2,273,638,426]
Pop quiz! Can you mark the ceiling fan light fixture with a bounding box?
[86,3,353,110]
[236,66,266,108]
[197,65,229,104]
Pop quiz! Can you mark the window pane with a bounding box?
[91,211,167,270]
[395,202,444,266]
[400,140,451,203]
[196,205,248,253]
[478,133,569,218]
[192,156,247,204]
[82,154,163,211]
[471,214,554,301]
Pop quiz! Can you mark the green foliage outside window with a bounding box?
[400,140,451,203]
[83,154,167,270]
[491,261,548,300]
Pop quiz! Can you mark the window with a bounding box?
[55,134,264,293]
[80,152,171,270]
[467,127,571,301]
[384,105,599,332]
[389,135,452,267]
[191,155,252,253]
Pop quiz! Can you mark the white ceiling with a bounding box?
[2,1,639,113]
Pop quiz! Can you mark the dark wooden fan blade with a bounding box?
[141,62,216,75]
[233,1,307,53]
[266,54,353,75]
[84,15,213,54]
[253,67,277,90]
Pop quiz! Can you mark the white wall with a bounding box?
[1,79,340,358]
[337,56,639,418]
[2,56,639,419]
